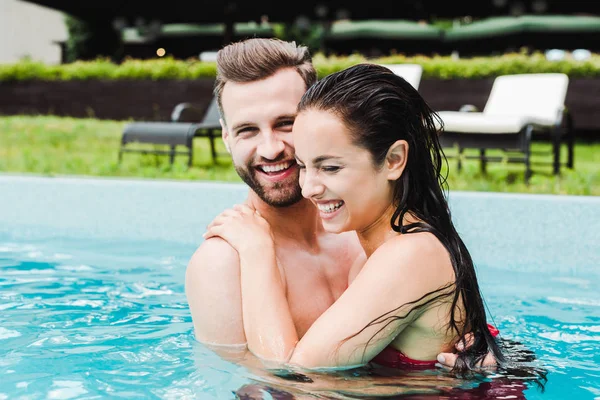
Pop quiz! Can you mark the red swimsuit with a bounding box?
[372,324,500,368]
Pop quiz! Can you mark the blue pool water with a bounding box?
[0,175,599,399]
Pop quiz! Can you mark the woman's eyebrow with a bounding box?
[275,114,297,122]
[312,155,343,165]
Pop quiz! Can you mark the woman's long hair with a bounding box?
[297,63,504,372]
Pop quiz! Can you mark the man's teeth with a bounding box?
[261,162,290,173]
[317,201,344,213]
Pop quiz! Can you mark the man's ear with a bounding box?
[220,118,231,154]
[385,140,409,181]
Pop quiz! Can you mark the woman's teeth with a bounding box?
[317,201,344,213]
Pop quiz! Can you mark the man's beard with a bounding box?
[235,164,303,208]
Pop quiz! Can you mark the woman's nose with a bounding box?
[300,169,325,199]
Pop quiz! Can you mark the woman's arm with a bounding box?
[237,241,299,362]
[287,234,454,369]
[206,207,454,369]
[204,204,300,362]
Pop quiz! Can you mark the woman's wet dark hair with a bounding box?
[297,63,505,373]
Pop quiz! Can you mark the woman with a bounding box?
[204,63,504,372]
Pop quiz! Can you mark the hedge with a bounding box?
[1,51,599,82]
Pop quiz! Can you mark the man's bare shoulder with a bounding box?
[185,237,242,302]
[186,237,240,277]
[185,237,246,345]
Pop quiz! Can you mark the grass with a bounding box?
[0,115,598,196]
[0,115,238,181]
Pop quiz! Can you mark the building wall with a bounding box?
[0,0,68,64]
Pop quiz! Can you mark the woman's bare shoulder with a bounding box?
[381,231,447,256]
[369,232,453,279]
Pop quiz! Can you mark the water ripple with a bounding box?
[0,328,21,340]
[547,296,600,307]
[1,240,599,399]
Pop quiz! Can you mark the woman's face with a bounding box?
[293,109,394,234]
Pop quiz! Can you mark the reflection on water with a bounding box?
[230,367,531,399]
[0,238,598,399]
[193,334,549,400]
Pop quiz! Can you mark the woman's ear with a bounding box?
[385,140,408,181]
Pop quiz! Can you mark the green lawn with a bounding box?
[1,115,598,196]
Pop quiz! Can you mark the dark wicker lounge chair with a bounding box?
[119,97,222,166]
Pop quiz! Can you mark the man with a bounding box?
[186,37,362,348]
[185,37,486,371]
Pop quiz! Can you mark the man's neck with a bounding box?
[245,190,323,247]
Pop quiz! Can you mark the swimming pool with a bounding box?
[1,175,598,399]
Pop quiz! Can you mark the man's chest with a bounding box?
[278,254,350,338]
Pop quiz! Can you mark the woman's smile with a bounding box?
[314,200,345,220]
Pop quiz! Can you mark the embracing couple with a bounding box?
[185,38,503,378]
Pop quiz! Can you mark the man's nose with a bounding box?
[257,132,285,160]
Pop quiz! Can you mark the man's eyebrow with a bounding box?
[231,122,255,132]
[231,114,296,134]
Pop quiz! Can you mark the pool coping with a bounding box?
[1,172,598,203]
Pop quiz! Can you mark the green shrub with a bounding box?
[1,51,599,82]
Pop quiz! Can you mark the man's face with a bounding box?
[220,68,307,207]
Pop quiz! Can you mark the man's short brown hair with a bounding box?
[214,38,317,123]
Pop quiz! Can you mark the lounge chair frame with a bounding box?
[118,97,222,166]
[439,112,574,182]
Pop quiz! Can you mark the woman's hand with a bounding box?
[436,330,498,371]
[204,204,275,257]
[204,204,293,362]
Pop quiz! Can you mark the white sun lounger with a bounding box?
[436,73,574,182]
[379,63,423,90]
